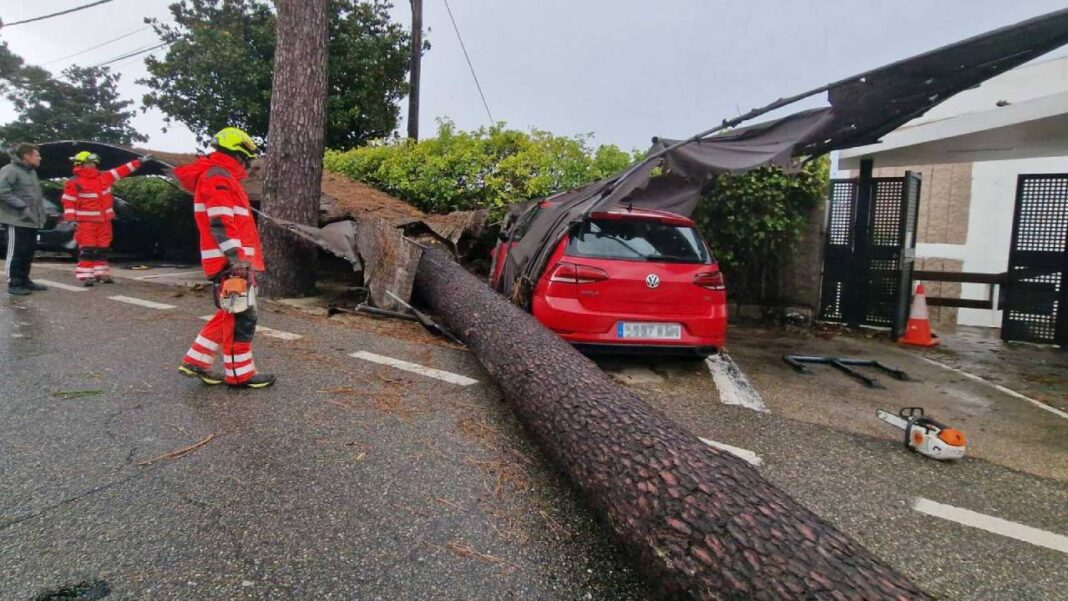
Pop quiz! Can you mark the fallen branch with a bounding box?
[135,433,216,466]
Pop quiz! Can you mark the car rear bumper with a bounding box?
[572,343,719,357]
[532,297,727,353]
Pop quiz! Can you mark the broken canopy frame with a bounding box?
[497,7,1068,306]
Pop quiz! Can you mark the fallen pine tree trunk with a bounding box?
[415,247,929,600]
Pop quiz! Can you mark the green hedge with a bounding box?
[324,120,637,215]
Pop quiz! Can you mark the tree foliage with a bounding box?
[0,42,146,146]
[140,0,413,149]
[692,156,829,306]
[324,120,637,214]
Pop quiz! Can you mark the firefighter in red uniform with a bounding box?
[62,151,147,285]
[174,127,275,389]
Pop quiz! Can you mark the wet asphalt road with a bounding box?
[0,276,651,600]
[2,264,1066,600]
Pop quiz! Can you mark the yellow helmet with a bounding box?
[71,151,100,165]
[211,127,258,159]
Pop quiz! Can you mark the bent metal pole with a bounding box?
[415,247,929,600]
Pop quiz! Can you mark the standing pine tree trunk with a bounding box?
[259,0,330,297]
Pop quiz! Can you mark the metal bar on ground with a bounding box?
[829,359,880,388]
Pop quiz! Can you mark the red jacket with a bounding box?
[174,152,264,278]
[62,160,141,223]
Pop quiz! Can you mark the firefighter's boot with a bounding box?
[178,363,224,385]
[229,373,276,389]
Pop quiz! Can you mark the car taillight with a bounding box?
[549,262,609,284]
[694,271,725,291]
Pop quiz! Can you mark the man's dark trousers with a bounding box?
[5,225,37,285]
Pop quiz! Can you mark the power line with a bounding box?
[0,41,169,91]
[441,0,494,124]
[105,46,167,71]
[42,26,150,66]
[0,0,114,29]
[89,42,170,68]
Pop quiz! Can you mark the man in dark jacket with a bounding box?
[0,143,47,295]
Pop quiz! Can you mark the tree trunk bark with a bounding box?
[415,247,930,600]
[260,0,330,297]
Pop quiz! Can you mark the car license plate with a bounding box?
[617,322,682,340]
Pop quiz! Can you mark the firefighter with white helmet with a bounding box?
[173,127,275,389]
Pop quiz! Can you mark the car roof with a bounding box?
[588,207,695,227]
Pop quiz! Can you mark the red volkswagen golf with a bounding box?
[492,207,727,356]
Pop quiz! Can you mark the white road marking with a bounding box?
[349,350,478,386]
[258,326,302,341]
[919,357,1068,420]
[705,352,768,413]
[31,279,88,293]
[698,437,763,466]
[108,295,176,310]
[913,497,1068,554]
[198,315,302,340]
[134,269,204,281]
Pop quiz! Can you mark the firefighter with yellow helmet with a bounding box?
[62,150,148,285]
[173,127,275,389]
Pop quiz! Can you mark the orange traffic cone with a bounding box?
[900,283,939,347]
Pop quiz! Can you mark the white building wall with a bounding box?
[954,156,1068,327]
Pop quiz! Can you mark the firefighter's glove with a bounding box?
[225,259,251,281]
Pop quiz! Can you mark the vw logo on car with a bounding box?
[645,274,660,289]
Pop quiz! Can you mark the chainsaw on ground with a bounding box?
[876,407,966,461]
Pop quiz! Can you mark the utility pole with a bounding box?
[407,0,422,140]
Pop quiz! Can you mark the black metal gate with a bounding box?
[820,171,921,338]
[1002,174,1068,345]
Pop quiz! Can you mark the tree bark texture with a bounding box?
[415,248,930,601]
[260,0,330,297]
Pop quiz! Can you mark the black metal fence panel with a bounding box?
[1003,174,1068,345]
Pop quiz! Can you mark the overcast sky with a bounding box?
[1,0,1066,153]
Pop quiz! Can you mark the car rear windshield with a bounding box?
[566,218,711,263]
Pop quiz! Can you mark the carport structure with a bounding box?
[836,64,1068,346]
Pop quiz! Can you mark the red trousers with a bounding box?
[183,303,259,385]
[74,221,113,281]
